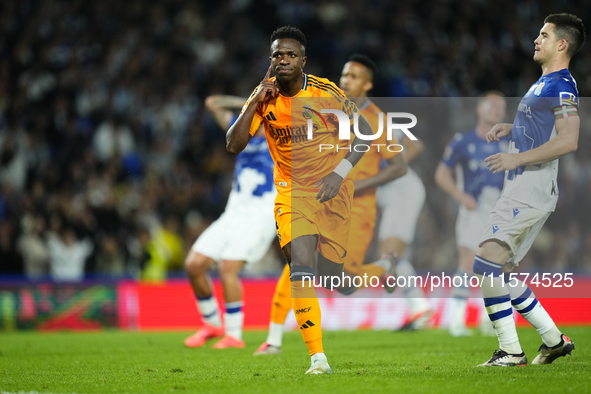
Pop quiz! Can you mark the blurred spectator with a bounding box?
[93,115,136,163]
[17,214,49,279]
[0,220,23,275]
[0,128,27,192]
[137,216,185,281]
[153,215,185,271]
[47,227,93,282]
[0,0,589,280]
[137,226,168,282]
[95,235,127,276]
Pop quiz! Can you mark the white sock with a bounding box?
[474,255,522,354]
[266,322,284,347]
[197,295,222,327]
[450,298,467,330]
[479,302,495,332]
[449,270,469,331]
[373,257,392,273]
[450,271,470,298]
[406,298,431,316]
[505,277,562,347]
[396,259,429,304]
[224,301,244,340]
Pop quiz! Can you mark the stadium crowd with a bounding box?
[1,0,590,281]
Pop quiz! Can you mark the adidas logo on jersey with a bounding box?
[300,320,315,329]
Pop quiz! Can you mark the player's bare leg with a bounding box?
[380,237,432,330]
[212,259,246,348]
[184,251,224,347]
[186,251,215,299]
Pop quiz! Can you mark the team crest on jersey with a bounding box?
[560,92,577,106]
[534,82,545,96]
[302,105,328,131]
[527,85,537,95]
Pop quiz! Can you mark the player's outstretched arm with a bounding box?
[226,66,277,155]
[354,152,407,194]
[486,123,513,143]
[434,162,477,210]
[485,115,579,174]
[315,113,373,203]
[205,95,246,131]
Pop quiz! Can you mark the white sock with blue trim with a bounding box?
[396,259,430,314]
[504,275,561,347]
[473,255,522,354]
[197,294,222,328]
[224,301,244,340]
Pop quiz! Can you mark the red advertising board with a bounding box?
[117,278,591,331]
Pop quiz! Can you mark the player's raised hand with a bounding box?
[253,66,278,104]
[486,123,513,143]
[485,152,521,174]
[315,172,344,203]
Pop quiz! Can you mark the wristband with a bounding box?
[333,159,353,179]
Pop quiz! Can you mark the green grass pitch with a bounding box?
[1,327,590,394]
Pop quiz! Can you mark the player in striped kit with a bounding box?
[183,95,276,349]
[475,13,584,367]
[435,92,509,337]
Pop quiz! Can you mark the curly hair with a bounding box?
[270,26,307,53]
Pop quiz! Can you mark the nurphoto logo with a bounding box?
[304,106,418,152]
